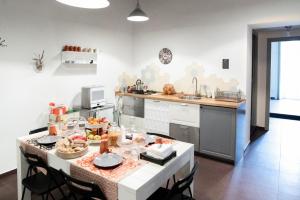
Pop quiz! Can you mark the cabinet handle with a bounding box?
[179,125,188,129]
[153,100,160,103]
[180,103,188,106]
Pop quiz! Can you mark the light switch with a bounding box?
[222,59,229,69]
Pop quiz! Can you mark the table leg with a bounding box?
[16,140,31,200]
[189,147,194,196]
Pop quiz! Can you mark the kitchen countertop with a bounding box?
[115,92,245,109]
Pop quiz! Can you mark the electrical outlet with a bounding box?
[222,59,229,69]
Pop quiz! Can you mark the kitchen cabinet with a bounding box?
[200,105,245,163]
[117,94,246,164]
[121,96,145,129]
[170,123,200,151]
[122,96,144,118]
[169,102,200,128]
[145,99,170,135]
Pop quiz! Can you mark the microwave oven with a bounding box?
[81,85,106,109]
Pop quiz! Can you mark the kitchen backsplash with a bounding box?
[117,63,242,96]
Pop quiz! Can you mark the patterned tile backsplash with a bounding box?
[117,63,242,96]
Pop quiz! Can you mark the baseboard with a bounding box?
[0,169,16,178]
[195,152,234,165]
[270,113,300,121]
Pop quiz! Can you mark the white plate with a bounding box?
[93,153,123,168]
[37,135,61,145]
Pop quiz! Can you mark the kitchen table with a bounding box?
[16,132,194,200]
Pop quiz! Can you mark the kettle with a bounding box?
[136,79,143,91]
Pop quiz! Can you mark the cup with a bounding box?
[100,139,108,154]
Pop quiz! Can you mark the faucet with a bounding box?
[192,77,198,96]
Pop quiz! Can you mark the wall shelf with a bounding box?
[61,51,98,66]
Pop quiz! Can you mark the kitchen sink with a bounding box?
[179,95,201,100]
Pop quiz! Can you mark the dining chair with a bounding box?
[59,169,107,200]
[147,162,198,200]
[19,146,66,200]
[147,132,176,189]
[29,127,48,135]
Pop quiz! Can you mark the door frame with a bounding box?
[265,36,300,128]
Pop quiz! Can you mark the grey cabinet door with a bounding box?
[170,123,200,152]
[200,106,236,160]
[122,96,144,118]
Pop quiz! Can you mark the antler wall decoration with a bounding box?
[33,50,45,72]
[0,37,7,47]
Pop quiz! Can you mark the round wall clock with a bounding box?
[159,48,173,65]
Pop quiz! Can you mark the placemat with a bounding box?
[71,152,147,200]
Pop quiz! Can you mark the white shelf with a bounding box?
[62,63,97,67]
[61,51,98,66]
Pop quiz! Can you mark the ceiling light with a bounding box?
[127,0,149,22]
[56,0,110,9]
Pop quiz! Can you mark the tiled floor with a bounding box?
[1,118,300,200]
[270,99,300,116]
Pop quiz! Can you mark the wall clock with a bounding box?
[159,48,172,64]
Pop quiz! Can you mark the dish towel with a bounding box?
[146,144,173,159]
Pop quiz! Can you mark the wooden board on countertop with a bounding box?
[115,92,245,109]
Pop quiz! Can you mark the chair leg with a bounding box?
[57,186,67,199]
[173,175,176,183]
[49,192,55,200]
[42,194,45,200]
[21,186,26,200]
[166,179,170,189]
[188,186,193,198]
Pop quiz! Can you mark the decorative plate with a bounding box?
[93,153,123,168]
[159,48,173,64]
[37,135,61,145]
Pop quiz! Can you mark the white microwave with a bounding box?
[81,85,106,109]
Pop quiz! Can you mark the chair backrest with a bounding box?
[167,162,198,199]
[19,146,48,169]
[147,132,175,140]
[60,170,107,200]
[29,127,48,135]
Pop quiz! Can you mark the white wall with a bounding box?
[0,0,134,174]
[132,0,300,149]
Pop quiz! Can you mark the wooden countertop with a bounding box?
[116,92,245,109]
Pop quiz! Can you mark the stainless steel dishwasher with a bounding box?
[170,123,200,152]
[122,96,144,118]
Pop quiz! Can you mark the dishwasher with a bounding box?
[120,96,145,129]
[122,96,144,117]
[170,123,200,152]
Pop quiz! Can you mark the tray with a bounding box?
[140,151,176,166]
[56,147,88,159]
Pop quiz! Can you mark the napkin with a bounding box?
[146,144,173,159]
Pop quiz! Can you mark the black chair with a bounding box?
[19,146,66,200]
[60,169,107,200]
[147,162,198,200]
[29,127,48,135]
[147,132,176,189]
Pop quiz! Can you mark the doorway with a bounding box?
[267,37,300,120]
[251,27,300,137]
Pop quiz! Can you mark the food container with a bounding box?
[100,139,108,154]
[108,123,121,147]
[56,146,88,159]
[49,123,57,136]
